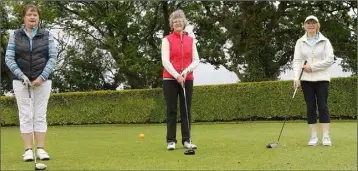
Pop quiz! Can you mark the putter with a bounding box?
[267,60,307,148]
[28,86,47,170]
[182,84,195,155]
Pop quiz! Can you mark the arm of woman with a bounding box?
[161,37,181,79]
[182,40,200,76]
[5,33,25,79]
[39,32,58,81]
[310,40,335,72]
[293,39,303,80]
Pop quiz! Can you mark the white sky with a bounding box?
[193,59,353,86]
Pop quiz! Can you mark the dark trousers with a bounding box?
[163,80,193,145]
[301,81,330,124]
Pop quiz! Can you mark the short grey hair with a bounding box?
[169,9,186,29]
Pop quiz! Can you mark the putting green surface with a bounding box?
[1,121,356,170]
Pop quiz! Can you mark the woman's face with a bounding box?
[304,20,318,33]
[172,18,184,32]
[23,8,39,28]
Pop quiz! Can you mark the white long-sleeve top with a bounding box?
[293,32,335,81]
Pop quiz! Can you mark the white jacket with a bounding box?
[293,33,335,82]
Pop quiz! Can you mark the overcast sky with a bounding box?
[193,58,353,86]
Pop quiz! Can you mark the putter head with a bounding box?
[184,148,195,155]
[266,143,278,148]
[35,163,47,170]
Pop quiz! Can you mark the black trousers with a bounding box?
[163,80,193,145]
[301,81,330,124]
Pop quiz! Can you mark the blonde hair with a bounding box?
[304,19,320,33]
[169,9,187,30]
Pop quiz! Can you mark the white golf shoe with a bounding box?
[37,148,50,160]
[184,141,197,149]
[322,136,332,146]
[22,149,34,162]
[167,142,176,150]
[308,136,319,146]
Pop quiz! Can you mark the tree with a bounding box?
[186,1,301,82]
[187,1,356,81]
[1,1,355,94]
[52,1,164,89]
[0,0,58,95]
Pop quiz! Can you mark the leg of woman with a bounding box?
[301,81,319,146]
[33,80,52,159]
[163,80,180,150]
[316,81,331,146]
[179,80,196,149]
[13,80,34,161]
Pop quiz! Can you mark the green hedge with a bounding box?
[1,77,356,126]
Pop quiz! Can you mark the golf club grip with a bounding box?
[292,87,297,98]
[28,86,31,98]
[298,60,307,80]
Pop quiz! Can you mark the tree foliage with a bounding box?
[1,1,356,94]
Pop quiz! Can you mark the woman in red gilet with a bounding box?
[161,9,200,151]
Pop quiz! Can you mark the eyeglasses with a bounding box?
[173,20,184,24]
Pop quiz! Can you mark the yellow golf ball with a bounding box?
[139,134,144,139]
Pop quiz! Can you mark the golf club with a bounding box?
[182,85,195,155]
[266,60,307,148]
[28,86,47,170]
[179,31,194,155]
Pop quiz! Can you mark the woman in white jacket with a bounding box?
[293,15,335,146]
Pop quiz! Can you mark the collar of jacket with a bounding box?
[300,32,328,44]
[171,31,188,38]
[19,24,45,35]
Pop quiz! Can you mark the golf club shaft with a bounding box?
[182,85,192,146]
[277,117,286,142]
[276,60,307,143]
[276,87,296,142]
[28,87,37,165]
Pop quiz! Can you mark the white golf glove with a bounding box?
[20,75,32,87]
[293,80,301,88]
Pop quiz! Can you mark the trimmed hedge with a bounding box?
[1,77,356,126]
